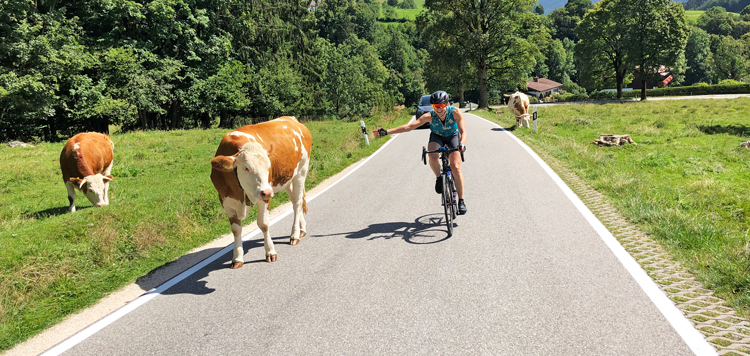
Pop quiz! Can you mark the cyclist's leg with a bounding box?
[427,133,442,177]
[444,133,464,200]
[449,151,464,199]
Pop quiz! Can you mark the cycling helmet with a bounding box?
[429,90,450,104]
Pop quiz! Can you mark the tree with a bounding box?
[546,38,576,84]
[534,4,545,15]
[421,0,547,109]
[548,0,593,42]
[623,0,689,100]
[575,0,630,97]
[697,6,738,36]
[684,27,713,84]
[711,35,750,80]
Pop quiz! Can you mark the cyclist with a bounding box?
[373,90,468,215]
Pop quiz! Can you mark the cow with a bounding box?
[210,116,312,269]
[508,91,532,128]
[59,132,114,213]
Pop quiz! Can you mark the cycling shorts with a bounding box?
[428,132,460,149]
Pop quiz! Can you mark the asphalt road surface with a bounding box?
[46,113,715,355]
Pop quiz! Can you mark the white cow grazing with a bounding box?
[210,116,312,269]
[508,91,532,128]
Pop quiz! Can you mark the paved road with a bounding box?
[47,113,712,355]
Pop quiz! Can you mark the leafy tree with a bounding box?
[684,27,713,84]
[710,35,750,80]
[421,0,547,108]
[399,0,418,9]
[697,6,738,36]
[575,0,630,97]
[546,38,576,84]
[623,0,689,100]
[535,4,545,14]
[548,0,593,42]
[742,5,750,21]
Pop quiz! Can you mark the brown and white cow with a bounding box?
[210,116,312,269]
[508,91,532,128]
[59,132,114,213]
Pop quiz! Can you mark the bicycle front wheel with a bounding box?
[448,174,458,220]
[442,174,453,237]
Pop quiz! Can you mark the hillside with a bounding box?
[538,0,688,14]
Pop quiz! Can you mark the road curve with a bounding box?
[43,113,714,355]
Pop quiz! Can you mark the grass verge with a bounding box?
[471,98,750,316]
[0,112,408,351]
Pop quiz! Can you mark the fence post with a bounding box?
[532,106,538,133]
[360,121,370,146]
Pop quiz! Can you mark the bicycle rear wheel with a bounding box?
[442,174,453,237]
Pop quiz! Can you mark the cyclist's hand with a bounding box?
[459,144,466,152]
[373,128,388,137]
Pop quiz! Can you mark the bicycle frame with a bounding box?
[422,145,464,236]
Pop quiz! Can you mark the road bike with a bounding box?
[422,145,464,237]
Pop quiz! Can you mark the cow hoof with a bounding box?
[299,231,306,238]
[230,261,244,269]
[266,254,277,262]
[290,238,299,246]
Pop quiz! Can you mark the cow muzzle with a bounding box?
[260,189,273,202]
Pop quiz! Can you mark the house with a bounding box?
[628,65,672,90]
[525,77,563,99]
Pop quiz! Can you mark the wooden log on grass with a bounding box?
[592,134,637,147]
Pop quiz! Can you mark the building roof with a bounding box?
[526,77,563,92]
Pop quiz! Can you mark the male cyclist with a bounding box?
[373,90,468,215]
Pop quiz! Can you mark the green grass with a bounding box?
[472,98,750,315]
[686,10,704,23]
[0,113,408,351]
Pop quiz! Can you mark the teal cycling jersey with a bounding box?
[429,106,459,137]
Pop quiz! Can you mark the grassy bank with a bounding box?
[472,98,750,315]
[0,113,407,351]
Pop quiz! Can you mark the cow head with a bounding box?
[69,174,113,207]
[211,142,274,205]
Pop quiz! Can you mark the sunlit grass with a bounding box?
[473,98,750,316]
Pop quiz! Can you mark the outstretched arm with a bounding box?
[373,113,431,137]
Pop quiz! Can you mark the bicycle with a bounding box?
[422,145,464,237]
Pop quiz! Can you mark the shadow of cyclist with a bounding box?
[314,214,454,245]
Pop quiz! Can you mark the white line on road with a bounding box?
[40,130,407,356]
[473,113,717,356]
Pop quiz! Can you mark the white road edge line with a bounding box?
[41,125,409,356]
[473,113,717,356]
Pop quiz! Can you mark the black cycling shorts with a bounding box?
[428,132,460,149]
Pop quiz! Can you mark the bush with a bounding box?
[529,96,540,104]
[621,83,750,98]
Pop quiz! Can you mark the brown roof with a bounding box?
[526,78,563,92]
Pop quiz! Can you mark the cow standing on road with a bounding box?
[59,132,114,213]
[210,116,312,269]
[508,92,532,128]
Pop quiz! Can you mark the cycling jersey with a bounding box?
[429,106,458,137]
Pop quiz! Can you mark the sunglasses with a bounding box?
[431,103,447,109]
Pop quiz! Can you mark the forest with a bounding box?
[1,0,749,142]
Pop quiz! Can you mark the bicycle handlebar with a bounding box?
[422,145,465,165]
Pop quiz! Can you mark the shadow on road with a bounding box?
[314,214,454,244]
[492,127,514,132]
[135,235,291,295]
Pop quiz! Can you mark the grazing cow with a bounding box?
[508,91,532,128]
[59,132,114,213]
[210,116,312,269]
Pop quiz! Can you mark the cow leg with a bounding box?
[103,163,112,205]
[229,216,245,269]
[257,200,277,262]
[66,181,77,213]
[286,183,306,245]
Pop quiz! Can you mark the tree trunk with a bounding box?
[169,100,181,129]
[616,69,624,99]
[458,81,465,104]
[477,58,489,109]
[640,66,647,101]
[139,110,148,130]
[200,112,211,129]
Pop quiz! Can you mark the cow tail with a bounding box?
[302,189,307,214]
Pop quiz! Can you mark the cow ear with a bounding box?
[103,175,113,182]
[69,177,86,189]
[211,155,236,172]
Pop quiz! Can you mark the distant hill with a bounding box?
[537,0,688,14]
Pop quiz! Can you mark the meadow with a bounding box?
[0,113,408,351]
[472,98,750,316]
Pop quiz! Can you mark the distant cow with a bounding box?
[210,116,312,269]
[59,132,114,213]
[508,91,532,128]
